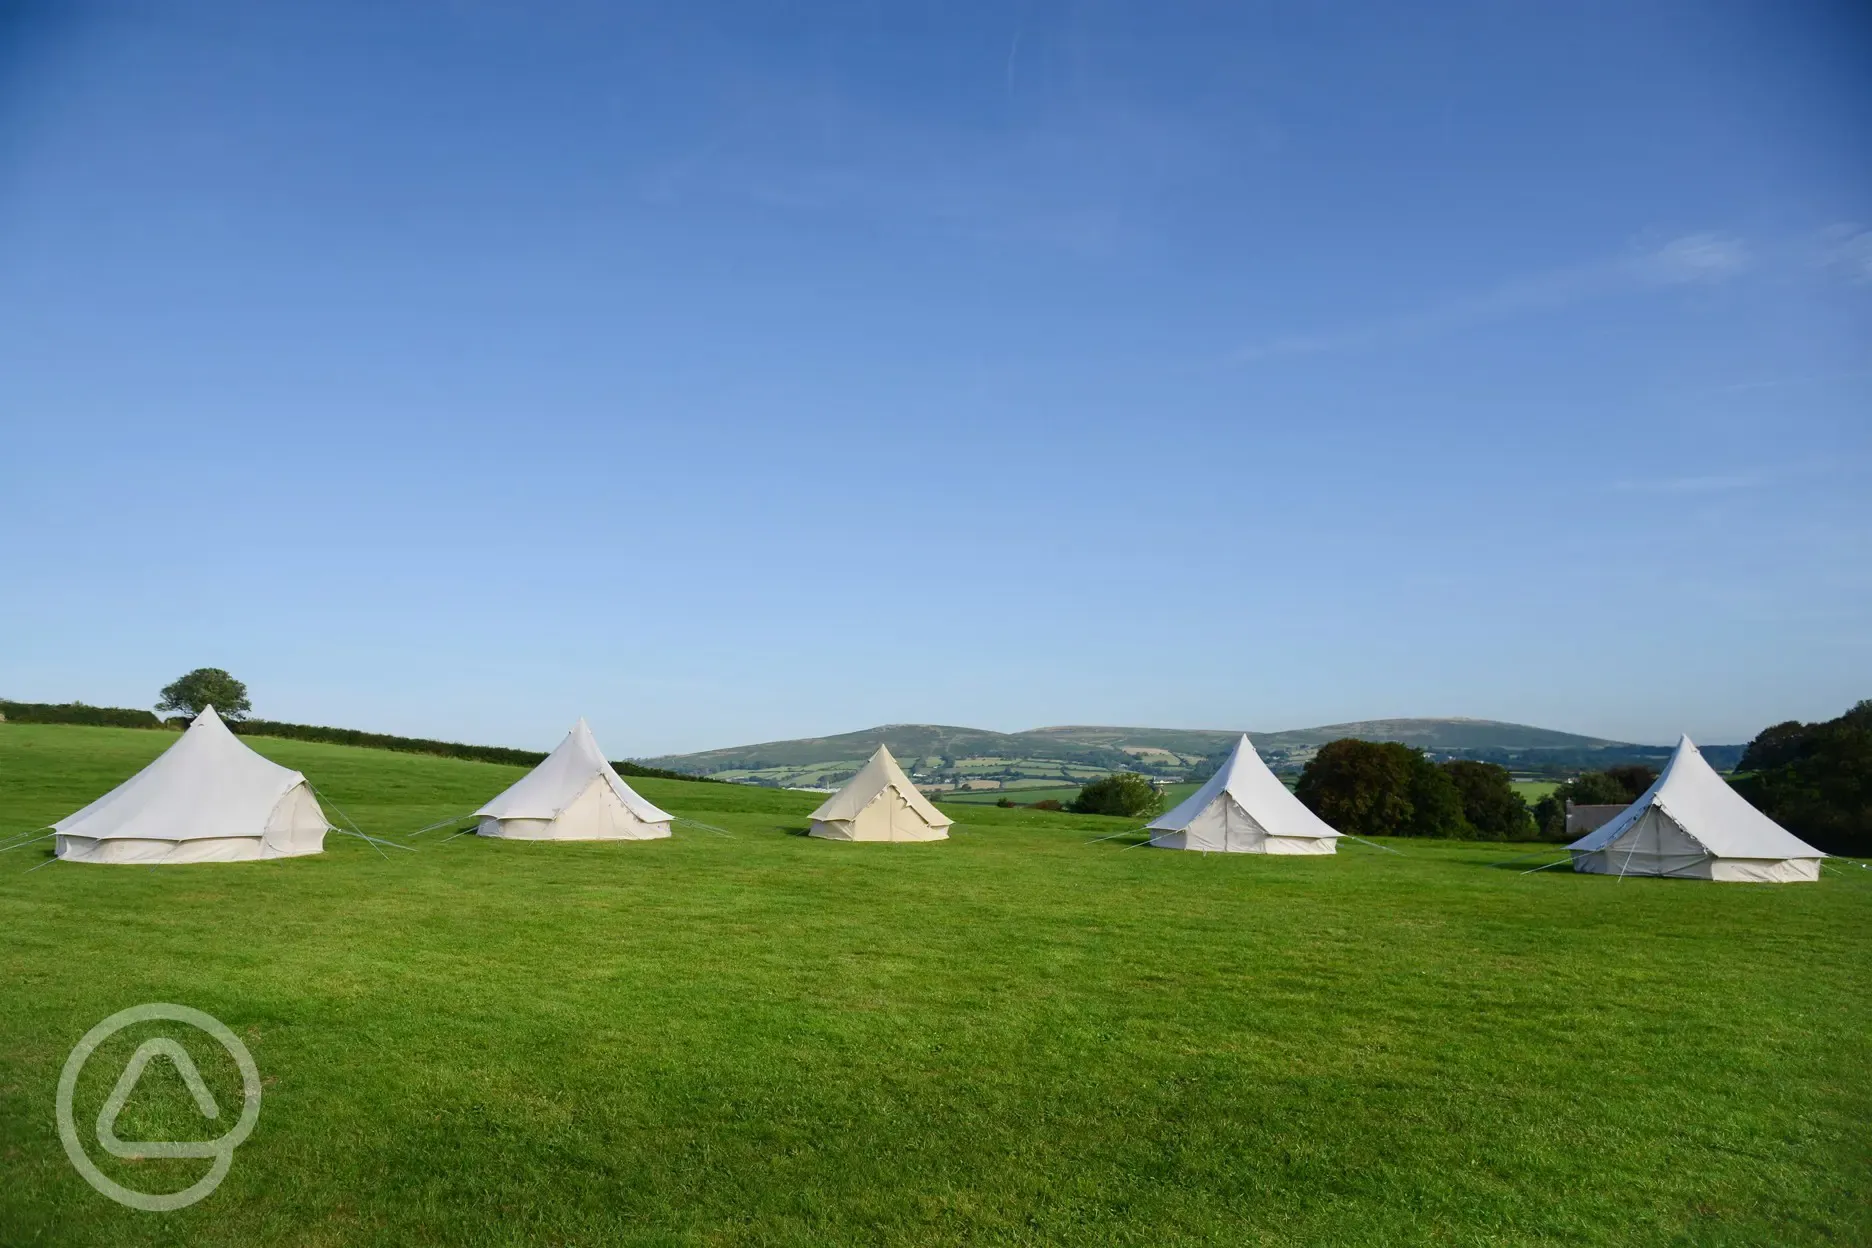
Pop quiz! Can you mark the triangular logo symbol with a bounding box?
[95,1038,222,1160]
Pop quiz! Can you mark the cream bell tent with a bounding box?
[1147,734,1342,854]
[808,746,952,842]
[54,706,329,864]
[476,719,672,840]
[1568,735,1823,883]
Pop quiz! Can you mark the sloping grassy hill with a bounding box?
[638,718,1701,790]
[2,724,1867,1246]
[1029,718,1618,755]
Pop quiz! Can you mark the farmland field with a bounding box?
[1,724,1868,1246]
[941,781,1208,809]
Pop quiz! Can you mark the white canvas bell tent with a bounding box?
[54,706,330,865]
[1568,735,1823,883]
[808,746,952,842]
[476,719,673,841]
[1147,734,1342,854]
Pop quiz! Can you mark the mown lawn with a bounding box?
[1,724,1867,1246]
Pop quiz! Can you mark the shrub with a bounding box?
[1531,766,1658,840]
[1731,699,1871,857]
[1294,739,1471,838]
[1068,773,1163,818]
[229,720,718,783]
[1028,799,1063,811]
[0,700,162,729]
[1441,760,1535,841]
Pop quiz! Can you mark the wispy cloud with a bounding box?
[1633,232,1751,284]
[1230,232,1750,364]
[1819,223,1872,283]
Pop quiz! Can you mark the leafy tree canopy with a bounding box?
[1294,739,1471,839]
[1531,765,1660,840]
[156,668,252,722]
[1732,699,1871,857]
[1068,772,1164,818]
[1440,760,1535,841]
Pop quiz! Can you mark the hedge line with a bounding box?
[227,720,716,783]
[0,700,714,783]
[0,700,163,729]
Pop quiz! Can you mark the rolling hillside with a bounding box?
[637,718,1705,791]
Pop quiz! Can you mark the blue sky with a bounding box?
[3,1,1868,755]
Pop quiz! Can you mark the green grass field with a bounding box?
[1513,780,1560,803]
[2,724,1867,1246]
[940,782,1206,808]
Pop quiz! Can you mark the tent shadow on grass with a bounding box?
[1469,848,1576,872]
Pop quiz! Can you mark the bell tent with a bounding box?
[476,719,673,841]
[54,706,330,864]
[1567,735,1823,883]
[807,746,952,842]
[1147,734,1342,854]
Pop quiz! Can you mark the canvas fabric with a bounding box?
[477,720,672,841]
[808,746,950,842]
[1568,736,1821,883]
[1147,735,1340,854]
[53,707,329,864]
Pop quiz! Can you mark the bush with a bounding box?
[1068,773,1164,818]
[1028,799,1063,811]
[1731,699,1871,857]
[1294,739,1471,838]
[229,720,719,783]
[995,797,1014,808]
[0,700,162,729]
[1531,766,1658,840]
[1440,760,1534,841]
[2,698,716,784]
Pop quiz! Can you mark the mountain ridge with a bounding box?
[636,718,1717,791]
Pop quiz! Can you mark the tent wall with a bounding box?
[1570,808,1816,882]
[1150,796,1337,855]
[1709,857,1821,883]
[59,834,267,864]
[807,818,857,841]
[260,783,329,857]
[56,781,328,864]
[478,776,672,841]
[809,785,947,842]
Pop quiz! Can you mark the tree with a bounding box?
[1294,739,1472,839]
[1440,760,1535,841]
[1530,766,1660,840]
[1731,699,1871,857]
[1068,772,1164,818]
[1604,765,1660,802]
[156,668,252,721]
[1737,720,1812,773]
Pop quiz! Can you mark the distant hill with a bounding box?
[1032,718,1619,755]
[636,718,1726,791]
